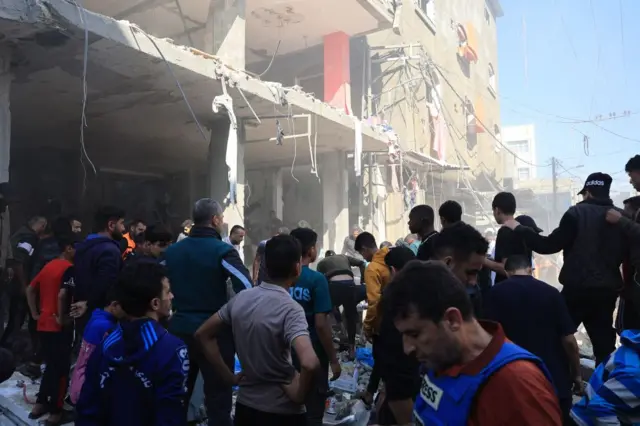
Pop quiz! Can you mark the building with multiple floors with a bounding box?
[0,0,505,252]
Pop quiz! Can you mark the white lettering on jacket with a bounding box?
[420,374,444,410]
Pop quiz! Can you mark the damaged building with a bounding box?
[0,0,398,261]
[0,0,505,262]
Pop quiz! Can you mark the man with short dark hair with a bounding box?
[432,222,488,316]
[355,232,391,341]
[164,198,252,426]
[625,154,640,192]
[196,235,320,426]
[0,215,47,349]
[76,262,188,426]
[121,219,146,259]
[486,192,533,284]
[316,249,366,357]
[504,172,625,365]
[290,227,340,426]
[124,225,172,266]
[438,200,463,229]
[408,205,438,261]
[74,206,125,319]
[385,261,562,425]
[253,226,289,285]
[223,225,245,263]
[484,255,582,423]
[370,246,420,425]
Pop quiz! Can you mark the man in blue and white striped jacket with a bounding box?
[571,329,640,425]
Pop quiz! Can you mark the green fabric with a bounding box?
[165,237,233,335]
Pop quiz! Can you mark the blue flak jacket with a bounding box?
[571,329,640,426]
[76,318,189,426]
[414,341,552,426]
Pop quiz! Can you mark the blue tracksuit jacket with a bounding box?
[76,318,188,426]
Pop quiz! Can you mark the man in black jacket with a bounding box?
[503,172,625,365]
[408,205,438,261]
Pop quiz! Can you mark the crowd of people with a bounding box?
[1,155,640,425]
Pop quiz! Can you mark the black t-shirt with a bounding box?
[483,275,576,398]
[256,239,269,284]
[493,227,531,284]
[60,266,75,316]
[416,231,439,261]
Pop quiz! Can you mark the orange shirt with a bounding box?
[29,259,73,332]
[122,233,135,259]
[440,321,562,426]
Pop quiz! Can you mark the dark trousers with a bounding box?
[329,280,358,346]
[559,396,574,426]
[234,402,307,426]
[304,358,329,426]
[37,331,72,414]
[178,330,235,426]
[562,287,617,366]
[367,336,381,395]
[0,290,39,362]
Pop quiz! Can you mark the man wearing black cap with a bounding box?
[503,172,626,366]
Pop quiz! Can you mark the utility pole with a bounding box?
[551,157,557,218]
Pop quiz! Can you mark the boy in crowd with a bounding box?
[67,291,123,405]
[289,227,341,426]
[76,263,187,426]
[26,233,77,424]
[196,235,319,426]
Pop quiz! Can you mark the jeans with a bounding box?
[177,330,235,426]
[304,358,329,426]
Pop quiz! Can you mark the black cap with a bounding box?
[515,215,543,234]
[578,172,612,197]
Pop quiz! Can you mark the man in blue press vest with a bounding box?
[164,198,252,426]
[382,260,562,426]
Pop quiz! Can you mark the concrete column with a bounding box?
[208,117,245,237]
[206,0,246,70]
[0,45,11,268]
[272,168,283,220]
[321,151,349,253]
[0,44,10,184]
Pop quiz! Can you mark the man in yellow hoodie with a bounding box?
[355,232,391,341]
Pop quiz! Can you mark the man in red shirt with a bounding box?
[382,260,562,426]
[26,233,77,424]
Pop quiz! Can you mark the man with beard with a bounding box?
[164,198,252,426]
[72,206,125,340]
[384,261,561,426]
[121,219,146,259]
[431,222,488,317]
[408,205,438,261]
[76,262,187,426]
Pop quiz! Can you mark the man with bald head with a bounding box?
[164,198,252,426]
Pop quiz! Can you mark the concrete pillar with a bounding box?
[272,168,283,220]
[321,151,349,252]
[206,0,246,70]
[0,44,10,184]
[0,45,11,268]
[208,118,245,237]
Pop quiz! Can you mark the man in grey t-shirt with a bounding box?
[196,235,319,425]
